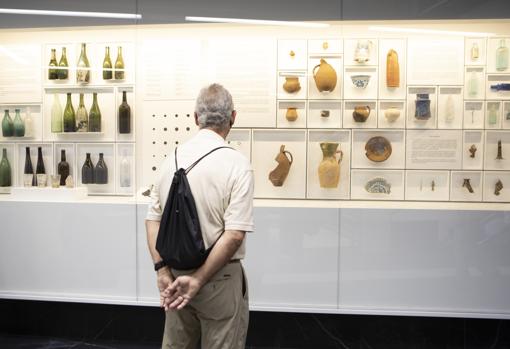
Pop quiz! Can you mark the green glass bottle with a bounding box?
[103,46,113,80]
[48,48,58,80]
[63,93,76,132]
[13,109,25,137]
[496,39,509,72]
[76,43,90,83]
[488,104,498,125]
[57,47,69,80]
[89,93,102,132]
[118,91,131,134]
[76,93,88,132]
[2,109,14,137]
[114,46,125,80]
[0,148,11,187]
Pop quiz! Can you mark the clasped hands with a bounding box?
[157,267,203,311]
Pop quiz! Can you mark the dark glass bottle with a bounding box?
[81,153,94,184]
[2,109,14,137]
[118,91,131,134]
[36,147,45,175]
[89,93,101,132]
[102,46,113,80]
[63,93,76,132]
[57,47,69,80]
[94,153,108,184]
[57,149,70,186]
[0,148,11,187]
[24,147,35,186]
[48,48,58,80]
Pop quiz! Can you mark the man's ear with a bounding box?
[194,112,199,126]
[230,110,237,127]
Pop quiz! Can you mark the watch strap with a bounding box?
[154,260,167,271]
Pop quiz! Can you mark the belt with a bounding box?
[229,259,241,264]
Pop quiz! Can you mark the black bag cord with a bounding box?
[174,146,232,174]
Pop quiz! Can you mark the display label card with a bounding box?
[406,130,462,170]
[407,39,464,85]
[0,44,42,103]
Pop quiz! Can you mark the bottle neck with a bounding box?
[66,94,72,103]
[62,47,67,57]
[79,94,85,106]
[61,150,66,161]
[122,91,127,102]
[2,149,7,158]
[37,148,42,156]
[25,147,30,155]
[117,47,122,57]
[81,44,86,56]
[106,47,110,56]
[50,50,56,60]
[4,110,8,117]
[92,94,98,104]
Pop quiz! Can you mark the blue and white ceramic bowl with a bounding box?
[350,75,371,89]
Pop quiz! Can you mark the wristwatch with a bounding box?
[154,260,167,271]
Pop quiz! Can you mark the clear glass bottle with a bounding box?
[88,93,102,132]
[13,109,25,137]
[0,148,12,187]
[57,47,69,80]
[119,150,131,187]
[57,149,70,186]
[496,39,509,71]
[76,93,88,132]
[24,146,35,186]
[81,153,94,184]
[488,103,499,125]
[48,48,58,80]
[102,46,113,80]
[63,93,76,132]
[444,95,455,123]
[51,94,63,133]
[94,153,108,184]
[114,46,125,80]
[118,91,131,134]
[24,107,34,138]
[76,43,90,83]
[1,109,14,137]
[468,72,478,97]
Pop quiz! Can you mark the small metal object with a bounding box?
[495,180,503,196]
[322,41,329,50]
[289,50,295,57]
[463,178,474,193]
[142,185,153,197]
[431,180,435,192]
[320,110,330,117]
[469,144,477,158]
[496,140,504,160]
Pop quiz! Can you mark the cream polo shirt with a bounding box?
[146,128,254,260]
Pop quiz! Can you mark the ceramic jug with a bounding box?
[415,94,431,120]
[354,40,373,63]
[352,105,371,122]
[386,49,400,88]
[286,107,298,122]
[318,142,343,188]
[313,59,337,92]
[283,77,301,93]
[384,107,400,122]
[268,145,293,187]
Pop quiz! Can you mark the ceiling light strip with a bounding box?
[0,8,141,20]
[185,16,330,28]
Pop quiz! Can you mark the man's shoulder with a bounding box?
[222,147,252,172]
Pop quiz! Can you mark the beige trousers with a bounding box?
[162,261,249,349]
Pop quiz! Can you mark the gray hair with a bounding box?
[195,83,234,131]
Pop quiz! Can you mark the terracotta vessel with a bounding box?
[283,77,301,93]
[268,145,293,187]
[352,105,371,122]
[313,59,337,92]
[365,136,392,162]
[318,142,343,188]
[386,49,400,88]
[286,107,298,122]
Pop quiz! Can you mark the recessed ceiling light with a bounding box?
[0,8,142,20]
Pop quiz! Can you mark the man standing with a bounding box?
[145,83,254,349]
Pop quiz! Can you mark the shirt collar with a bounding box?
[196,128,226,144]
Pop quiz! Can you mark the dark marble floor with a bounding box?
[2,300,510,349]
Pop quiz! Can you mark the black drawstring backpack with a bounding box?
[156,146,231,270]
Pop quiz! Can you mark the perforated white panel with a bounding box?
[142,100,197,186]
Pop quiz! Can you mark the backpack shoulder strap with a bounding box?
[174,147,179,171]
[185,146,232,174]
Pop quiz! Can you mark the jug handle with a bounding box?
[366,105,371,114]
[312,64,321,78]
[336,150,343,164]
[283,150,293,165]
